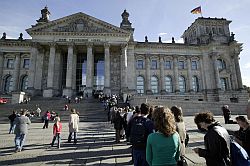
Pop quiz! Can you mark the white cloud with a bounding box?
[158,32,167,36]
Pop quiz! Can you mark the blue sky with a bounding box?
[1,0,250,86]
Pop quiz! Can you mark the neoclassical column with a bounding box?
[63,43,74,97]
[234,53,243,89]
[199,58,206,91]
[0,51,4,93]
[173,56,179,92]
[28,44,38,93]
[104,43,111,94]
[86,43,94,95]
[34,49,44,92]
[72,51,77,90]
[160,56,165,93]
[145,55,151,94]
[120,44,128,92]
[12,53,21,91]
[230,55,238,90]
[211,53,221,90]
[43,43,56,97]
[187,57,193,92]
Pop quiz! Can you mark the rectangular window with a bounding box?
[178,61,185,69]
[191,61,198,70]
[165,60,171,69]
[23,59,30,69]
[7,59,14,69]
[137,60,144,69]
[151,60,157,69]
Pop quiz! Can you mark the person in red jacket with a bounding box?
[51,116,62,149]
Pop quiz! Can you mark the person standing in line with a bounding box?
[43,111,51,129]
[171,106,187,158]
[146,107,180,166]
[234,115,250,156]
[68,109,79,144]
[193,112,231,166]
[113,108,123,143]
[51,116,62,149]
[14,109,31,152]
[127,103,154,166]
[8,110,17,134]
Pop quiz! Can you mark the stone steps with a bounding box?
[0,97,107,123]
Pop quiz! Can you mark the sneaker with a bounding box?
[15,148,20,153]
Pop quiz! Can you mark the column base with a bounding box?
[43,89,55,98]
[63,88,73,97]
[103,87,111,95]
[146,90,153,95]
[161,90,167,95]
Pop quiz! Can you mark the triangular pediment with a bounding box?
[26,12,130,35]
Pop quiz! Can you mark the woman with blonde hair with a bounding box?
[171,106,187,157]
[146,106,180,166]
[68,108,80,144]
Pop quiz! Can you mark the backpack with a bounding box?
[230,140,250,166]
[130,116,147,145]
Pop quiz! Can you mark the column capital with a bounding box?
[104,43,110,49]
[67,41,75,47]
[87,42,93,48]
[49,42,57,48]
[121,43,128,49]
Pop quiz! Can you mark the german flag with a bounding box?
[191,6,202,14]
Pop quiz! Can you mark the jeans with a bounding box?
[15,133,26,150]
[133,149,149,166]
[9,122,16,134]
[51,133,61,148]
[68,132,77,143]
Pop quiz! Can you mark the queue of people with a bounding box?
[6,97,250,165]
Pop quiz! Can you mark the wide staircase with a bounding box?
[0,97,107,123]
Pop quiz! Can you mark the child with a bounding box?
[51,117,62,149]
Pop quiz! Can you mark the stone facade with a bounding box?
[0,7,248,109]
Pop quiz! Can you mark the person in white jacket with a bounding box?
[68,109,79,144]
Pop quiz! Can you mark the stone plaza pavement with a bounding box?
[0,115,240,166]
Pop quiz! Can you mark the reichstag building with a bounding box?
[0,7,248,112]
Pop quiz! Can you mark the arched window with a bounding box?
[151,76,158,94]
[217,59,226,70]
[20,75,28,91]
[192,76,199,92]
[136,76,144,94]
[179,76,186,93]
[165,76,173,93]
[4,75,13,93]
[220,78,227,91]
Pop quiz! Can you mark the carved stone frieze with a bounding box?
[52,18,113,33]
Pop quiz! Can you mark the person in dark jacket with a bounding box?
[222,105,231,124]
[193,112,231,166]
[8,110,17,134]
[113,108,123,143]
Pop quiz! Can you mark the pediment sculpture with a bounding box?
[53,18,112,33]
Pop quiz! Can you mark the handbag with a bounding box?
[177,156,188,166]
